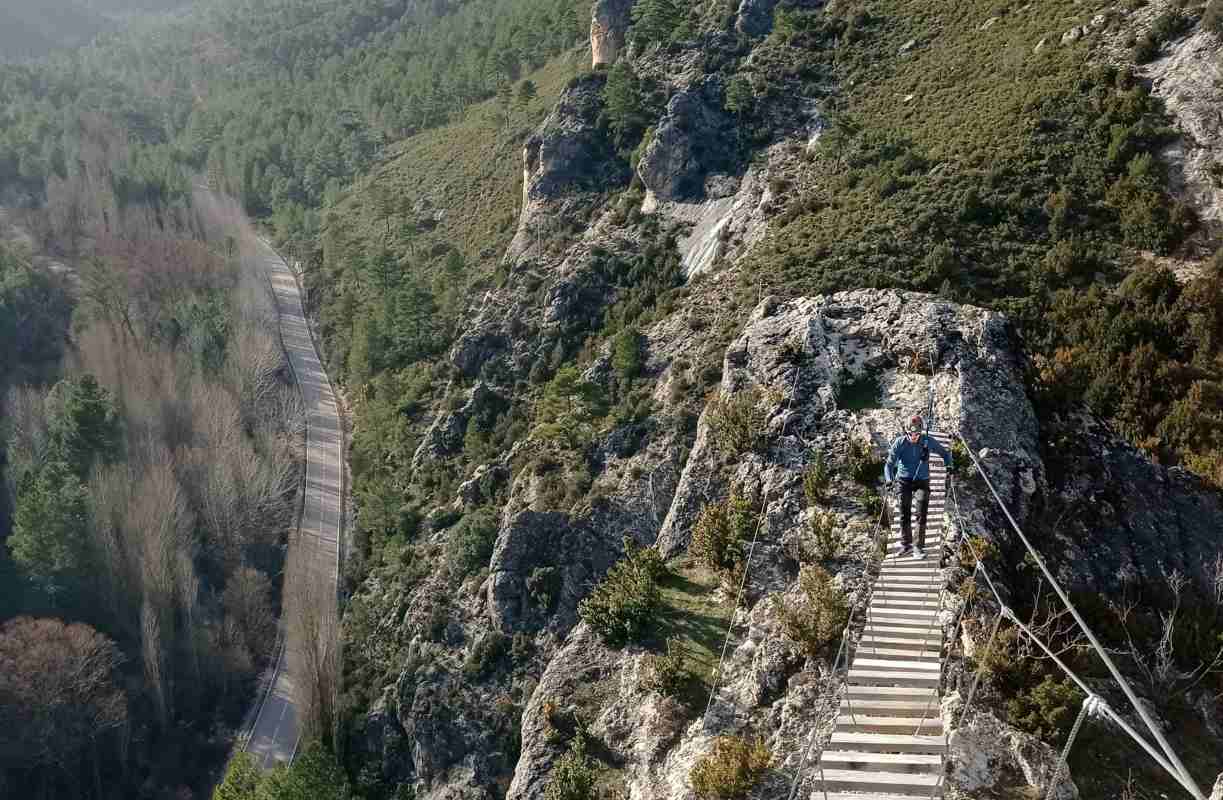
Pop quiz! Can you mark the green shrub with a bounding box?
[802,451,831,504]
[1041,238,1096,282]
[949,439,970,476]
[808,508,843,561]
[973,623,1022,684]
[578,539,666,646]
[462,632,509,679]
[641,638,690,696]
[426,603,449,642]
[777,565,850,657]
[959,534,999,572]
[1006,675,1084,742]
[689,494,756,582]
[528,566,563,612]
[689,735,772,799]
[445,509,499,579]
[707,387,773,457]
[1132,10,1192,63]
[612,327,645,382]
[545,736,597,800]
[846,439,883,486]
[859,487,883,519]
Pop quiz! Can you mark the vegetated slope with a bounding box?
[310,0,1223,797]
[305,51,586,394]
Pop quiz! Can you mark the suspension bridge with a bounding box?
[701,333,1215,800]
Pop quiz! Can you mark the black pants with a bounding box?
[899,478,930,549]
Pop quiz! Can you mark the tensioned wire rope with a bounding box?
[936,443,1208,799]
[954,436,1207,799]
[943,476,1202,798]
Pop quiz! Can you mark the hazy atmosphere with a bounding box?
[1,0,1221,799]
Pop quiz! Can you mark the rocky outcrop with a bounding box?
[364,283,1223,800]
[412,382,507,469]
[1145,28,1223,241]
[946,705,1079,799]
[506,290,1049,799]
[734,0,780,37]
[591,0,634,67]
[516,75,628,232]
[655,290,1039,559]
[638,77,738,209]
[1033,414,1223,593]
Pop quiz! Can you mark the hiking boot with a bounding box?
[912,547,926,560]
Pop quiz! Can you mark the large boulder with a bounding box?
[1145,29,1223,235]
[947,706,1079,799]
[520,75,626,208]
[637,77,738,208]
[735,0,780,36]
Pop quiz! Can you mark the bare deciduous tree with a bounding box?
[1112,561,1223,703]
[0,617,126,776]
[2,385,51,494]
[285,543,339,746]
[128,448,196,728]
[222,566,276,663]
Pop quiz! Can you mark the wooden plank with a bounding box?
[827,731,946,753]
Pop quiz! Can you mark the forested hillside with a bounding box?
[3,0,1223,798]
[0,0,588,797]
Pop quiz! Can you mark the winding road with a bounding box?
[209,200,344,769]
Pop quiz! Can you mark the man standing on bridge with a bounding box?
[884,414,953,559]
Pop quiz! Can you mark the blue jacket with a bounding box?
[884,434,953,482]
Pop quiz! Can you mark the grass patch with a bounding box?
[309,51,586,384]
[343,52,587,270]
[643,557,734,705]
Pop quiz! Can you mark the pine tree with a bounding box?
[45,374,122,478]
[496,81,513,129]
[516,79,538,114]
[631,0,682,46]
[10,461,91,602]
[602,62,648,149]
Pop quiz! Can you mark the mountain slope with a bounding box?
[325,0,1223,798]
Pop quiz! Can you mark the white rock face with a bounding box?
[590,0,633,66]
[947,706,1080,800]
[1145,29,1223,238]
[1209,772,1223,800]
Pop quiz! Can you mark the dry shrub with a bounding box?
[689,735,772,799]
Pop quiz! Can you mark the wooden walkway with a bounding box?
[815,432,951,799]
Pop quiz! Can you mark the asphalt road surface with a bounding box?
[243,233,343,769]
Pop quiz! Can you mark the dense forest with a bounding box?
[0,0,588,796]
